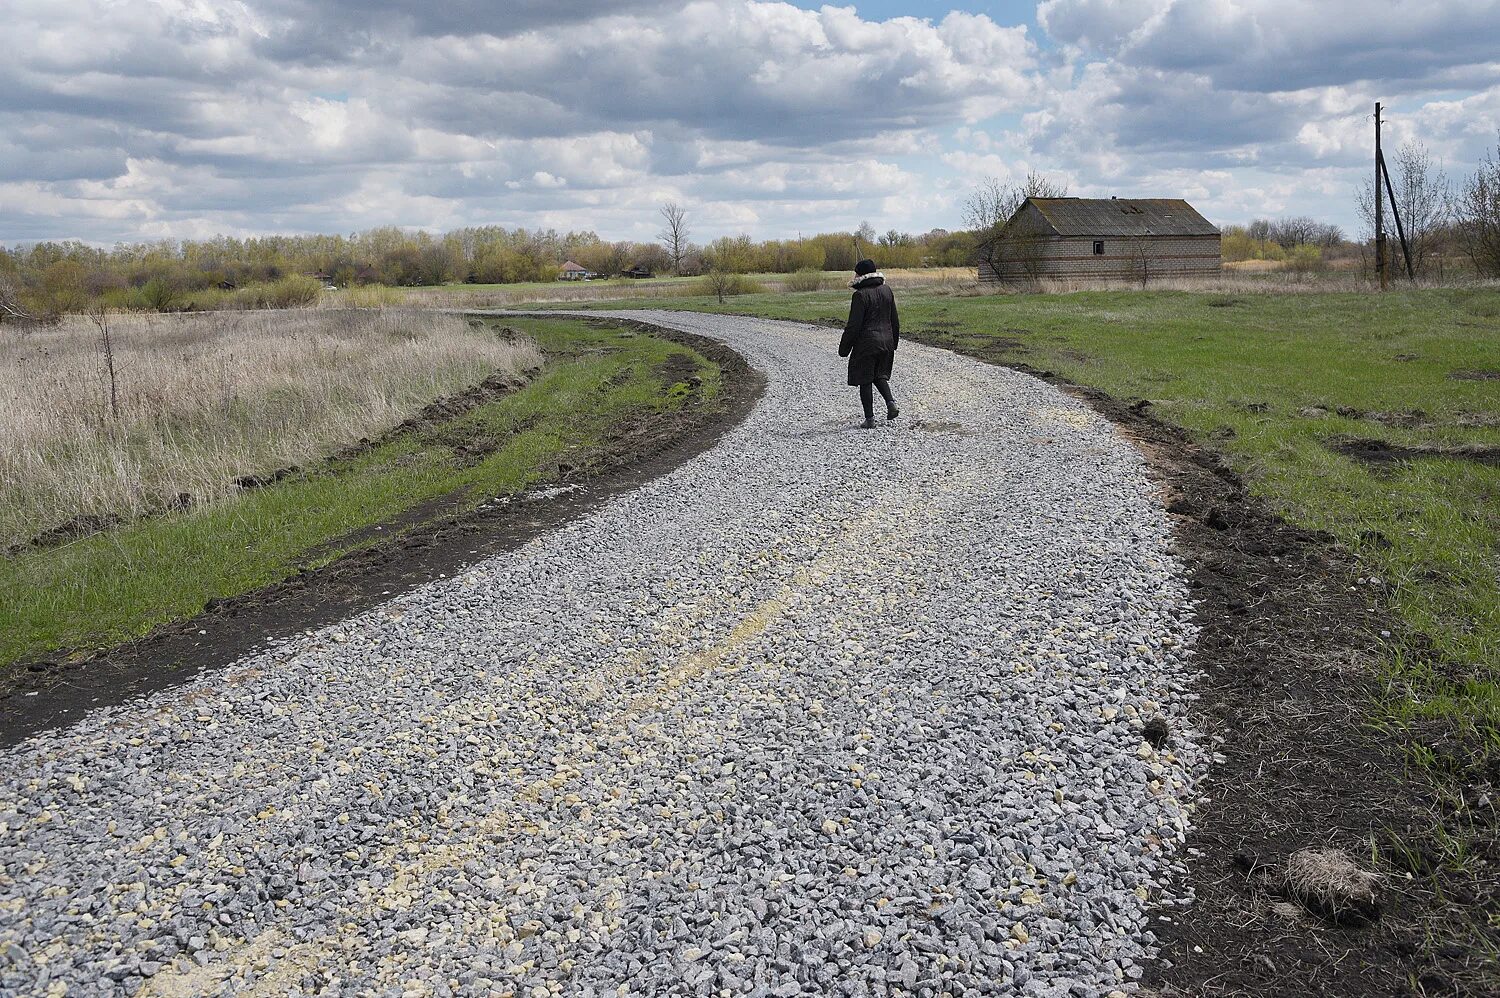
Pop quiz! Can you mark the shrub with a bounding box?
[228,275,323,309]
[784,269,825,292]
[1221,230,1290,264]
[695,273,766,301]
[1221,231,1258,262]
[1286,245,1325,274]
[138,277,181,312]
[96,287,141,312]
[178,287,229,311]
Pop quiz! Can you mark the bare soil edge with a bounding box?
[0,320,764,749]
[903,340,1497,996]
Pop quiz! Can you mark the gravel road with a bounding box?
[1,311,1202,997]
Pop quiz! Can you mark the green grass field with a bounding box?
[560,285,1500,760]
[0,317,719,673]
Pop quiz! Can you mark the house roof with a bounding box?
[560,260,588,271]
[1022,198,1219,238]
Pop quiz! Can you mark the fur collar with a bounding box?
[850,272,886,289]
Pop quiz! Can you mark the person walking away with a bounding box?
[838,258,900,429]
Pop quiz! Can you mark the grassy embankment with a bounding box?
[0,315,718,673]
[559,285,1500,761]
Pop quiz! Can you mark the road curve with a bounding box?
[0,311,1201,997]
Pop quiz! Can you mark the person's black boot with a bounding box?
[859,416,877,429]
[886,404,900,421]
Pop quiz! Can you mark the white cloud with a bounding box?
[2,0,1046,242]
[1037,0,1168,53]
[1,0,1497,244]
[1018,0,1500,230]
[1042,0,1500,92]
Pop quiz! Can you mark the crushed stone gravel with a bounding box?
[0,311,1203,997]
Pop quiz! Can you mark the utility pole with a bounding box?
[1373,100,1416,289]
[1375,101,1386,290]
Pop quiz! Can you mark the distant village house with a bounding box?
[978,198,1221,286]
[558,261,593,281]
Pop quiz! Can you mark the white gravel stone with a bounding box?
[0,311,1204,997]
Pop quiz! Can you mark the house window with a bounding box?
[1093,241,1105,255]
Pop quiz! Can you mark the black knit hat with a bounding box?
[854,258,877,276]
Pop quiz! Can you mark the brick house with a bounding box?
[978,197,1221,286]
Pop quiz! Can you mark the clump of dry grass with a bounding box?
[1285,847,1383,924]
[0,309,542,549]
[323,284,411,309]
[880,267,978,289]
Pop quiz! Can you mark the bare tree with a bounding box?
[87,306,121,421]
[703,269,735,304]
[658,202,690,276]
[1315,223,1345,247]
[1267,216,1323,249]
[1453,134,1500,277]
[1124,234,1153,288]
[995,220,1052,288]
[964,172,1068,285]
[964,172,1068,232]
[1356,139,1451,275]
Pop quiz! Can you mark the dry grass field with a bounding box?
[0,309,541,550]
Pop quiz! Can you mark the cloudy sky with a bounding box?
[5,0,1499,246]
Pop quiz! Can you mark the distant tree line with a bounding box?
[1219,218,1345,273]
[18,129,1493,323]
[0,218,977,321]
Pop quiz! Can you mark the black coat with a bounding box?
[838,276,900,386]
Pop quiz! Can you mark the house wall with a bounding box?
[980,234,1222,284]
